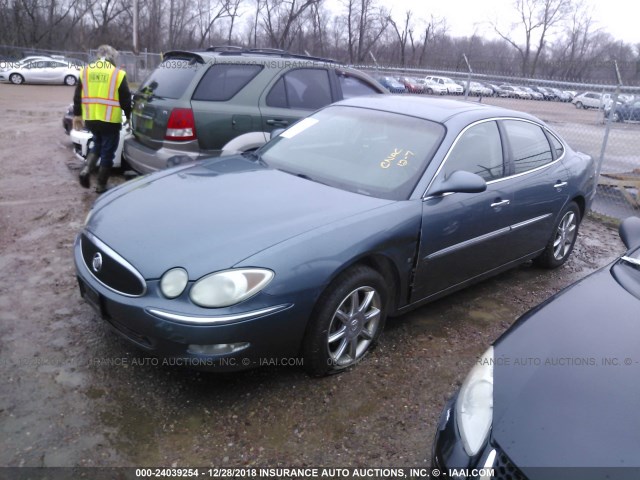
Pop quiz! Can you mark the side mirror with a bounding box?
[270,128,285,140]
[619,216,640,251]
[428,170,487,197]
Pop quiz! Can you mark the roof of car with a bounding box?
[337,95,537,124]
[163,48,337,65]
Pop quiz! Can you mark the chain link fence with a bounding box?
[359,65,640,221]
[0,45,162,83]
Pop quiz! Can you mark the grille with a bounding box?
[492,446,528,480]
[81,232,146,296]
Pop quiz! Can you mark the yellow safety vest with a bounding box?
[81,61,126,123]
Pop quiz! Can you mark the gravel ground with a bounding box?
[0,84,625,470]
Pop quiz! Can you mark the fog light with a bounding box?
[187,342,250,355]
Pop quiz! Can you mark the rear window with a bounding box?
[139,58,200,99]
[192,64,263,101]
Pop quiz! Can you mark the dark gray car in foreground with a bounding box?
[432,217,640,479]
[74,96,596,376]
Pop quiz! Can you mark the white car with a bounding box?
[0,58,80,85]
[418,78,448,95]
[572,91,610,109]
[69,119,130,169]
[424,75,463,95]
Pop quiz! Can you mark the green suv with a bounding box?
[124,48,387,174]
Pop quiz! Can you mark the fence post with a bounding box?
[596,61,623,181]
[463,54,472,101]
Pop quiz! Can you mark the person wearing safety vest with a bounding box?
[73,45,132,193]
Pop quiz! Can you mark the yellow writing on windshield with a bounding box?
[381,149,415,169]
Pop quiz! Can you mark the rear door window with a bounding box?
[192,64,263,101]
[503,120,553,174]
[266,69,332,110]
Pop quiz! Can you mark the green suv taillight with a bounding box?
[165,108,196,141]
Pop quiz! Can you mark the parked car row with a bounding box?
[370,75,583,103]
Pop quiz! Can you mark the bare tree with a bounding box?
[492,0,572,76]
[260,0,321,50]
[389,10,412,67]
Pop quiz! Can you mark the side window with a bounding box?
[442,121,504,182]
[503,120,553,174]
[548,132,564,158]
[266,68,332,110]
[192,64,263,102]
[339,75,379,99]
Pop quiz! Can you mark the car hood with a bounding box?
[491,265,640,471]
[86,156,394,279]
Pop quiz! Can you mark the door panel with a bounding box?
[412,185,514,301]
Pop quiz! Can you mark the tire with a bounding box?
[64,75,77,86]
[303,265,388,376]
[613,112,623,123]
[427,88,434,95]
[9,73,24,85]
[534,201,581,269]
[574,101,583,109]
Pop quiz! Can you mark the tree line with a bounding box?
[1,0,638,84]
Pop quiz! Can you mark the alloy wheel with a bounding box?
[553,211,577,261]
[327,286,381,367]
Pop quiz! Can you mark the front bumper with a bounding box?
[74,234,308,371]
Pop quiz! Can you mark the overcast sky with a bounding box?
[335,0,639,45]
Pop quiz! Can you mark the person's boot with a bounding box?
[79,152,99,188]
[95,166,111,194]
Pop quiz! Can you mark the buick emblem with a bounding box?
[92,252,103,273]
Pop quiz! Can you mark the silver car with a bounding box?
[0,59,80,85]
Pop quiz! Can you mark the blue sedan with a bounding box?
[74,96,596,376]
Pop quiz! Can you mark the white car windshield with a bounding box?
[260,105,445,200]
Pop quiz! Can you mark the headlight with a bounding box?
[190,268,274,308]
[160,268,189,299]
[456,346,494,456]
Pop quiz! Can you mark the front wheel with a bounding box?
[534,201,581,269]
[9,73,24,85]
[64,75,77,86]
[303,266,388,376]
[574,101,583,109]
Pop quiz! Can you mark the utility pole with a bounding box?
[133,0,139,53]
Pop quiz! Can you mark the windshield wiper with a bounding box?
[242,150,268,167]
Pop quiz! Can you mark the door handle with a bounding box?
[490,199,510,208]
[266,119,289,126]
[554,181,568,188]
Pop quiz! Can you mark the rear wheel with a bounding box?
[613,112,623,123]
[64,75,77,86]
[9,73,24,85]
[534,201,581,269]
[303,266,388,376]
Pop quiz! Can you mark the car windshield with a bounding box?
[259,105,444,200]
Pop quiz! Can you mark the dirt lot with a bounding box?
[0,85,625,469]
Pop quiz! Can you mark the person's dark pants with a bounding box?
[90,130,120,168]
